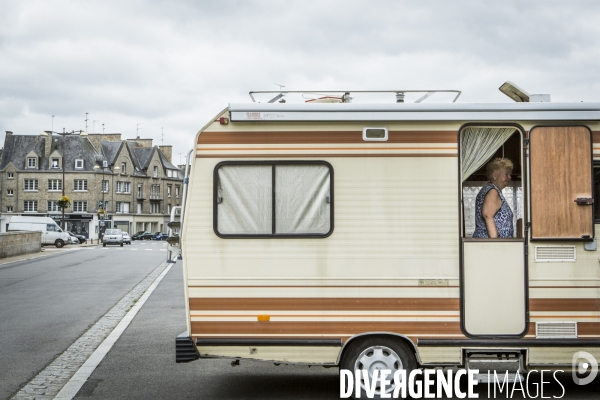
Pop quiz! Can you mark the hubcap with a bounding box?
[353,345,403,395]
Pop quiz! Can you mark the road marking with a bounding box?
[13,262,171,399]
[54,262,173,400]
[145,249,153,251]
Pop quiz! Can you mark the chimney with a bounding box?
[44,135,52,159]
[5,131,13,136]
[158,145,172,162]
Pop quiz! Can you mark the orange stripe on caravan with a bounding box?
[198,131,458,145]
[191,321,463,335]
[189,298,460,311]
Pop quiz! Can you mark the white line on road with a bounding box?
[54,262,173,400]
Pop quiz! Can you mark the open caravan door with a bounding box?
[529,126,594,241]
[460,126,528,337]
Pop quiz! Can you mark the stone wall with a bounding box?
[0,231,41,258]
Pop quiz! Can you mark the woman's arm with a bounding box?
[481,189,502,238]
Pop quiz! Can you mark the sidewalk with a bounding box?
[0,242,100,266]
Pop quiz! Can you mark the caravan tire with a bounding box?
[340,336,416,399]
[55,240,64,248]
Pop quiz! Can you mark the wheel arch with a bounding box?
[336,332,421,365]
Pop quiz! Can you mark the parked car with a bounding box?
[103,229,124,247]
[122,232,132,245]
[132,231,153,240]
[152,232,168,240]
[68,235,79,244]
[67,231,87,244]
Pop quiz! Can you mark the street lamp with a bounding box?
[94,163,119,240]
[45,129,83,230]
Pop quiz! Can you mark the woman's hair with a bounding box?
[486,158,513,179]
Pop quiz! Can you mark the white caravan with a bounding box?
[8,216,70,248]
[174,84,600,394]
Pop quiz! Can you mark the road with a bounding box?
[1,242,599,399]
[0,241,167,399]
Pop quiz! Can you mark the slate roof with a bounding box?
[0,135,46,170]
[100,141,122,166]
[131,147,155,170]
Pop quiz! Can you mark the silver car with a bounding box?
[122,232,132,245]
[103,229,124,247]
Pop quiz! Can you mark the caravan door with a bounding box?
[460,126,528,337]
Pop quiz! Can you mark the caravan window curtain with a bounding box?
[461,127,517,182]
[215,161,333,237]
[275,165,330,234]
[217,165,273,235]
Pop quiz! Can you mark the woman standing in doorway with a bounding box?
[472,158,514,238]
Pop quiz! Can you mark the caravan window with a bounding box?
[214,161,333,237]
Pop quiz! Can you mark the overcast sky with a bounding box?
[1,0,599,164]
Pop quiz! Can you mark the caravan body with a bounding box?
[177,91,600,381]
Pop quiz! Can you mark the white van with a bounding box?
[8,216,71,248]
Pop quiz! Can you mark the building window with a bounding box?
[116,182,130,193]
[73,201,88,212]
[24,200,38,212]
[167,204,171,214]
[48,201,60,212]
[150,184,160,199]
[51,158,60,168]
[102,180,109,193]
[74,180,88,191]
[48,179,62,191]
[6,206,13,212]
[7,172,14,179]
[137,184,142,198]
[24,179,39,191]
[27,157,37,168]
[7,189,13,196]
[75,159,84,169]
[214,162,333,237]
[153,166,158,177]
[116,202,130,213]
[121,162,126,174]
[175,186,180,198]
[167,185,172,197]
[150,203,160,214]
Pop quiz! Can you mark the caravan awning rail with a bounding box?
[229,102,600,122]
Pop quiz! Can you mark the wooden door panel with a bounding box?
[530,126,593,239]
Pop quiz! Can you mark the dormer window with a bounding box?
[121,162,127,174]
[153,166,158,177]
[51,158,60,168]
[75,159,84,169]
[27,157,37,169]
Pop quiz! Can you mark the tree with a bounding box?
[57,195,71,230]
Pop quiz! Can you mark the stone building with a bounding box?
[0,131,184,240]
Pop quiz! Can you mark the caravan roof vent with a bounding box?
[499,81,551,102]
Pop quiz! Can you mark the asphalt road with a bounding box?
[0,241,168,399]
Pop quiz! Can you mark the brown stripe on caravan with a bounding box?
[593,131,600,143]
[530,299,600,312]
[198,131,457,145]
[189,298,460,311]
[578,323,600,336]
[191,321,462,335]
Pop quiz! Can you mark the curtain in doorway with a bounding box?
[461,127,517,182]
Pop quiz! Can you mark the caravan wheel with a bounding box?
[340,337,416,399]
